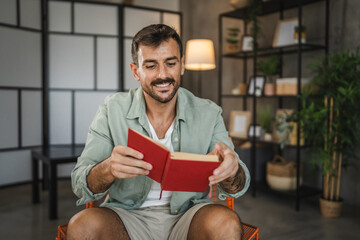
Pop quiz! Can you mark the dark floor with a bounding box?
[0,180,359,239]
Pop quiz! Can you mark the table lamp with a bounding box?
[185,39,216,97]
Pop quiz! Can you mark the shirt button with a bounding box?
[194,198,198,202]
[174,137,179,142]
[174,209,178,213]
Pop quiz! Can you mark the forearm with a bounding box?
[86,158,115,194]
[219,164,246,194]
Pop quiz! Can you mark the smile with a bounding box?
[155,82,171,88]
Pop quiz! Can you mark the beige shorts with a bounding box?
[107,203,209,240]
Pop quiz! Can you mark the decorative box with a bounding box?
[276,78,310,95]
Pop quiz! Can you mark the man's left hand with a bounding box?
[208,142,239,185]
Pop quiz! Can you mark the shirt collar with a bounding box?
[127,87,146,120]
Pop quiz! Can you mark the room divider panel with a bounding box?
[0,0,181,186]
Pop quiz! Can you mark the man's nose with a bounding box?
[157,64,169,79]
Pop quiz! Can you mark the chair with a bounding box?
[209,185,260,240]
[57,186,260,240]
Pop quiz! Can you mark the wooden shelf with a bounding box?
[220,0,325,19]
[256,181,322,199]
[222,94,300,98]
[230,136,308,148]
[222,43,326,59]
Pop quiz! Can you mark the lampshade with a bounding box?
[185,39,216,71]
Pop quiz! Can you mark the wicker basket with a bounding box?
[266,155,302,191]
[319,197,343,218]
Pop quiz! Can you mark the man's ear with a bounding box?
[180,55,185,76]
[130,62,140,82]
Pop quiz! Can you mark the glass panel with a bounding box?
[0,0,16,25]
[22,91,42,147]
[49,0,71,32]
[97,37,118,90]
[124,7,160,37]
[123,39,140,90]
[20,0,41,30]
[49,34,94,89]
[49,91,72,144]
[0,27,41,88]
[0,150,32,185]
[75,91,114,144]
[132,0,179,12]
[74,3,118,35]
[0,90,18,149]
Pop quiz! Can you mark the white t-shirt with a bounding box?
[139,118,175,208]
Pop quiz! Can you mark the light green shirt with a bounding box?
[71,87,250,215]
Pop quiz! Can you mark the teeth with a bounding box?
[155,82,170,87]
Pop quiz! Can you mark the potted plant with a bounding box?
[258,104,273,141]
[296,49,360,218]
[225,27,241,54]
[257,55,280,96]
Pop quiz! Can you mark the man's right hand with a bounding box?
[87,145,152,194]
[107,145,153,179]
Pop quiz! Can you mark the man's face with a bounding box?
[130,38,184,104]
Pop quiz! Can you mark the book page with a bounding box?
[171,152,219,162]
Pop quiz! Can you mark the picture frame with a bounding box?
[229,111,252,138]
[248,124,261,138]
[273,18,299,47]
[241,35,253,51]
[247,76,265,96]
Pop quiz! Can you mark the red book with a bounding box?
[127,128,220,193]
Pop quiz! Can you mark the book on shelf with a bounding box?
[127,128,220,196]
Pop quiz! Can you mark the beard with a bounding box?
[142,77,181,104]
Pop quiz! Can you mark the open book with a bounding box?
[127,128,220,194]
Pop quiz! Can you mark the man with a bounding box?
[68,24,250,240]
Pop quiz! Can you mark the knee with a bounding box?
[67,208,105,240]
[202,205,243,239]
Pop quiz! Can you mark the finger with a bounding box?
[209,155,238,184]
[112,164,150,177]
[207,147,217,156]
[115,156,152,171]
[114,145,144,160]
[213,142,234,161]
[209,167,238,185]
[214,153,237,176]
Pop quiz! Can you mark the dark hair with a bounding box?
[131,24,183,65]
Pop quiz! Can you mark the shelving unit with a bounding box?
[218,0,329,210]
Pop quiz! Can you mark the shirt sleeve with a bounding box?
[71,101,114,206]
[209,109,251,200]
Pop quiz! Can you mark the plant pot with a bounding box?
[264,83,276,96]
[225,43,240,54]
[319,197,343,218]
[238,83,248,95]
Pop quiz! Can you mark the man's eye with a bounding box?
[167,62,176,67]
[146,65,155,69]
